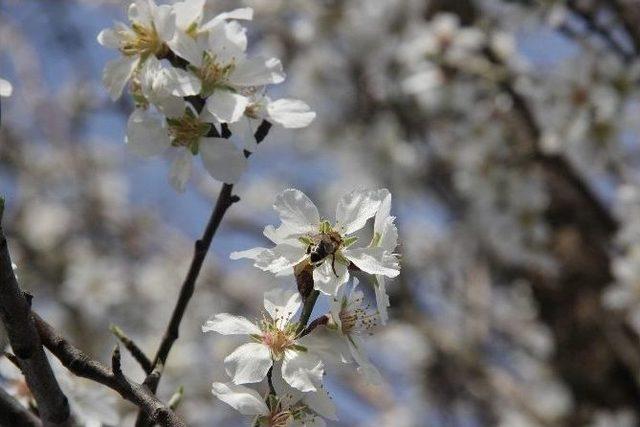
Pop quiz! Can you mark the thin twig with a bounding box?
[110,325,153,374]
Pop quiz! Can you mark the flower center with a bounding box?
[197,54,237,96]
[120,23,165,58]
[167,113,210,150]
[261,329,294,359]
[340,295,378,335]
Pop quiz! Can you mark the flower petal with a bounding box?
[103,56,139,101]
[263,288,301,328]
[211,382,269,416]
[173,0,205,30]
[224,342,272,385]
[255,244,307,274]
[165,67,201,97]
[266,98,316,129]
[167,30,203,67]
[229,57,285,87]
[347,337,382,385]
[202,313,262,335]
[151,4,175,41]
[303,385,338,421]
[335,189,381,235]
[0,78,12,97]
[205,91,248,123]
[343,247,399,278]
[273,189,320,234]
[282,349,324,392]
[199,138,247,184]
[125,109,170,157]
[169,150,193,192]
[373,275,390,325]
[200,7,253,32]
[313,260,349,295]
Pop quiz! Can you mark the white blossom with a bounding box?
[231,188,400,295]
[0,78,12,97]
[203,288,325,392]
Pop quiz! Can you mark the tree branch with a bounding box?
[32,313,185,427]
[0,386,42,427]
[110,325,153,374]
[0,197,72,427]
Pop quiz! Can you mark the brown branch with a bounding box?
[0,386,42,427]
[0,197,72,427]
[32,313,185,427]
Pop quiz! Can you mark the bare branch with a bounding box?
[32,313,185,427]
[110,325,153,374]
[0,386,42,427]
[0,197,72,426]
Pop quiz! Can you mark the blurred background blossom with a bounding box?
[3,0,640,426]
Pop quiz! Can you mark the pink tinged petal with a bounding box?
[224,342,272,385]
[335,189,382,235]
[173,0,205,30]
[229,57,286,87]
[125,109,170,157]
[103,56,139,101]
[273,189,320,233]
[151,4,176,42]
[263,288,302,328]
[253,244,307,274]
[211,383,269,416]
[343,247,399,278]
[281,350,324,392]
[313,261,349,295]
[167,30,203,67]
[201,7,254,32]
[169,150,192,192]
[202,313,262,335]
[205,91,248,123]
[199,138,247,183]
[165,67,201,96]
[0,79,12,97]
[266,99,316,129]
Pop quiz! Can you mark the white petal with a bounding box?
[97,25,126,49]
[254,244,307,274]
[0,78,12,97]
[201,7,253,32]
[169,150,193,192]
[230,247,268,261]
[263,224,300,245]
[199,138,247,183]
[281,350,324,392]
[224,342,272,384]
[373,275,390,325]
[205,91,248,123]
[313,260,349,295]
[347,338,382,385]
[165,67,201,97]
[125,109,170,157]
[103,56,139,101]
[229,57,285,87]
[343,247,399,278]
[211,382,269,416]
[303,386,338,421]
[263,288,302,328]
[373,191,392,233]
[173,0,205,30]
[335,189,381,235]
[202,313,261,335]
[151,4,175,41]
[129,0,153,26]
[266,99,316,129]
[167,30,203,67]
[273,189,320,233]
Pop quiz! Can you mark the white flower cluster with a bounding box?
[98,0,315,191]
[204,189,400,425]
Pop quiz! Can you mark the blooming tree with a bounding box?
[4,0,640,426]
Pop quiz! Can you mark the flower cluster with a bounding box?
[98,0,315,191]
[205,189,400,424]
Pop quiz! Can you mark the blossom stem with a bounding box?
[297,290,320,334]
